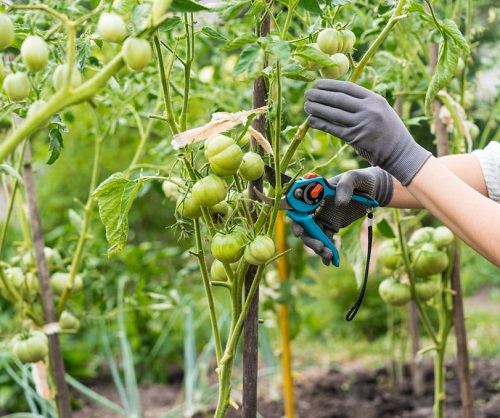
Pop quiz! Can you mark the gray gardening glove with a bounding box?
[291,167,394,266]
[304,80,432,186]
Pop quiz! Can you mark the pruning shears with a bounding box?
[254,165,379,267]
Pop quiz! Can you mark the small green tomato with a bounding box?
[3,73,30,102]
[0,15,14,50]
[97,12,127,43]
[123,37,152,71]
[238,152,264,181]
[21,35,49,72]
[244,235,276,265]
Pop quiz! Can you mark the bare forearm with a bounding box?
[405,156,500,266]
[388,153,488,209]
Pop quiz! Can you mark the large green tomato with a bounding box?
[0,15,14,50]
[59,311,81,332]
[432,226,454,249]
[320,53,350,80]
[123,37,152,71]
[21,35,49,72]
[11,331,49,363]
[412,243,449,277]
[317,28,342,55]
[97,12,127,43]
[210,260,237,282]
[50,272,83,296]
[53,64,83,91]
[408,227,435,247]
[191,175,227,207]
[238,152,264,181]
[378,279,411,307]
[176,193,202,219]
[414,277,439,302]
[3,73,30,102]
[204,134,243,176]
[211,231,246,263]
[378,239,400,271]
[244,235,276,265]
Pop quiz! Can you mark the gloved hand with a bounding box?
[291,167,394,265]
[304,80,432,186]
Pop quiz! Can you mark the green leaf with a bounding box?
[327,0,352,5]
[298,0,322,15]
[294,44,333,67]
[441,18,470,54]
[159,16,183,32]
[201,27,227,42]
[246,0,266,17]
[425,34,459,114]
[209,0,251,19]
[375,218,396,239]
[50,114,68,133]
[171,0,208,12]
[221,33,258,52]
[265,40,290,64]
[92,173,145,258]
[234,43,264,77]
[113,0,137,15]
[0,164,24,185]
[282,64,317,82]
[339,219,366,288]
[47,129,64,165]
[76,37,91,73]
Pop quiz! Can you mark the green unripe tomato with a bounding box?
[191,175,227,207]
[244,235,276,265]
[317,28,342,55]
[50,272,83,296]
[209,200,233,223]
[52,64,83,91]
[204,134,243,176]
[211,231,246,263]
[408,226,435,248]
[412,243,449,277]
[415,277,439,302]
[378,279,411,307]
[3,72,30,102]
[378,239,400,271]
[0,15,14,50]
[21,35,49,72]
[210,259,237,282]
[123,37,152,71]
[339,29,356,54]
[98,12,127,43]
[176,193,202,219]
[320,53,350,80]
[238,152,264,181]
[59,311,81,332]
[11,331,48,363]
[26,99,48,127]
[432,226,454,249]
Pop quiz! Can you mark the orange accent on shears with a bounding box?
[304,172,319,179]
[310,183,323,199]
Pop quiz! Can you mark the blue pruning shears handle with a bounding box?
[285,175,379,267]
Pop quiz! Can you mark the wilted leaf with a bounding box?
[47,129,64,165]
[92,173,145,258]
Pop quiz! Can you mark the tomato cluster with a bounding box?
[377,226,454,307]
[295,25,356,80]
[0,11,152,107]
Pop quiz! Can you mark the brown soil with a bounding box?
[72,356,500,418]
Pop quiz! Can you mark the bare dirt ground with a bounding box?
[72,356,500,418]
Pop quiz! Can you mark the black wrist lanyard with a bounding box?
[345,210,373,322]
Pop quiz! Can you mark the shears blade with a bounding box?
[253,188,294,210]
[264,165,293,191]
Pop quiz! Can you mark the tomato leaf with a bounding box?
[338,218,366,288]
[375,218,396,239]
[221,33,258,52]
[46,129,64,165]
[171,0,208,12]
[92,173,145,258]
[234,44,264,77]
[264,39,290,64]
[282,64,317,82]
[424,34,458,114]
[201,27,227,42]
[0,163,24,185]
[299,0,322,15]
[159,16,183,32]
[294,45,333,67]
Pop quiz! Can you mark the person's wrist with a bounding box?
[372,167,394,206]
